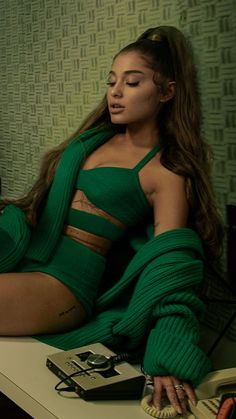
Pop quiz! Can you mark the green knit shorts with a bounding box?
[18,235,106,317]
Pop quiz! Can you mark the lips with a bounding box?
[109,103,125,114]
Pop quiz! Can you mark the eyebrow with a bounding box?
[108,70,145,76]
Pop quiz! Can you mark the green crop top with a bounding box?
[64,144,161,241]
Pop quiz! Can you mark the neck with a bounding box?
[124,124,160,148]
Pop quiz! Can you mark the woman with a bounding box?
[0,26,224,415]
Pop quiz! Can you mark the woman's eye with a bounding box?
[126,81,139,87]
[106,80,140,87]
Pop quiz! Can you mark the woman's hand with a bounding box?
[152,375,198,416]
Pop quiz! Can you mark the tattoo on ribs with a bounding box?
[59,305,76,317]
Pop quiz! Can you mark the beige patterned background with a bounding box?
[0,0,236,341]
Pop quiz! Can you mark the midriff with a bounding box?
[63,189,125,255]
[63,224,112,255]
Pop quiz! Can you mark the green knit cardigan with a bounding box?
[0,127,211,387]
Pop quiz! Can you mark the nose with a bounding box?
[110,83,123,97]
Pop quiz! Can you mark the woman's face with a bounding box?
[106,51,162,129]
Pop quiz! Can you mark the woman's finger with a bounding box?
[153,376,183,415]
[182,381,198,406]
[152,378,163,410]
[165,382,184,415]
[151,376,197,415]
[173,384,188,415]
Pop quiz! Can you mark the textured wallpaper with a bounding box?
[0,0,236,339]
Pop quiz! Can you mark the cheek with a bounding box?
[138,93,160,112]
[134,87,159,104]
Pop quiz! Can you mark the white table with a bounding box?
[0,337,149,419]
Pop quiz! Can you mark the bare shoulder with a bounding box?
[147,159,189,236]
[156,161,186,192]
[143,155,186,197]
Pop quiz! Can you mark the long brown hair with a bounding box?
[0,97,111,226]
[0,26,224,260]
[135,26,225,261]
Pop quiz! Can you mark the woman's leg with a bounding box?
[0,272,87,335]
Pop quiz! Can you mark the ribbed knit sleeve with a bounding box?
[143,291,211,387]
[111,247,204,345]
[97,228,204,308]
[36,227,210,387]
[0,204,31,272]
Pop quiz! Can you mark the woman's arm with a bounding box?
[150,166,198,415]
[151,164,189,237]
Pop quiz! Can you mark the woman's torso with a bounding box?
[63,134,161,255]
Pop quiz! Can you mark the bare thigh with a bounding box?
[0,272,87,336]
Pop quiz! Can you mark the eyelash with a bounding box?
[106,81,140,87]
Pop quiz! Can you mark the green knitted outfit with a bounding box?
[0,126,211,387]
[17,136,161,316]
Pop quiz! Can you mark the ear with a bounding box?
[160,81,176,103]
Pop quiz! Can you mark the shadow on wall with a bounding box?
[227,205,236,292]
[200,204,236,370]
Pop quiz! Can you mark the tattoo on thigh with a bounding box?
[59,305,76,317]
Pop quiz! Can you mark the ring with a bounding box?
[174,384,185,391]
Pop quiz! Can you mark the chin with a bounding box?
[110,117,126,125]
[110,115,131,125]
